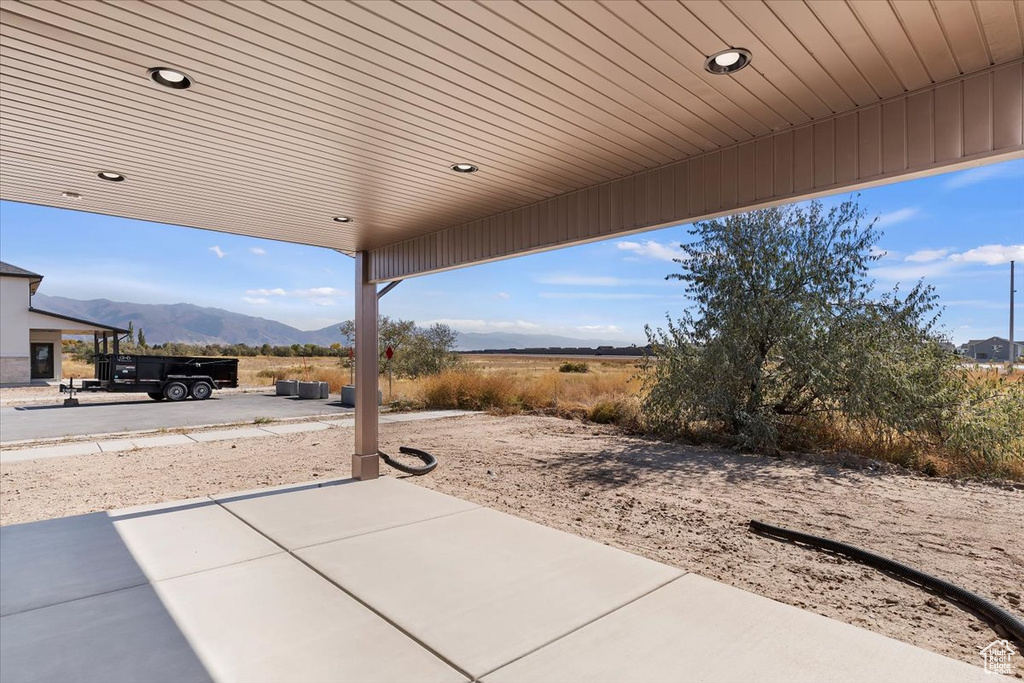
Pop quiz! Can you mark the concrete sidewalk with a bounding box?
[0,411,477,464]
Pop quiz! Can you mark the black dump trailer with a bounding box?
[71,354,239,401]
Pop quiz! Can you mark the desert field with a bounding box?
[2,413,1020,670]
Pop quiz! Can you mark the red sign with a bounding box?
[385,346,394,360]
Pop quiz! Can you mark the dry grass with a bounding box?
[59,352,1020,479]
[414,357,641,424]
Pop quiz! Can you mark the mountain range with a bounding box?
[32,294,630,351]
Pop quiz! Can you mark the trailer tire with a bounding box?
[164,382,188,402]
[190,381,213,400]
[148,392,165,401]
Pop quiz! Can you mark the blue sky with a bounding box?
[1,159,1021,345]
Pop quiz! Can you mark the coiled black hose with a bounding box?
[379,446,437,476]
[749,519,1024,645]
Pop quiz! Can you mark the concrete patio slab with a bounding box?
[484,573,990,683]
[297,505,684,678]
[186,427,272,443]
[0,583,212,683]
[257,421,330,435]
[109,499,281,582]
[153,554,466,683]
[0,512,148,616]
[218,476,478,549]
[0,476,991,682]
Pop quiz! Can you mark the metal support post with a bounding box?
[353,251,380,480]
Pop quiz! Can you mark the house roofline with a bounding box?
[28,307,129,334]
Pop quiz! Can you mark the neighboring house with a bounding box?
[958,336,1024,362]
[0,261,127,385]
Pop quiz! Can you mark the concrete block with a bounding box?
[485,574,990,682]
[340,384,382,407]
[297,381,322,399]
[297,506,683,678]
[276,379,298,396]
[153,554,466,682]
[320,381,330,399]
[221,476,478,550]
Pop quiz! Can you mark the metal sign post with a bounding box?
[385,346,394,400]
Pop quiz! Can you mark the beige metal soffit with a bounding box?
[369,61,1024,283]
[0,1,1022,258]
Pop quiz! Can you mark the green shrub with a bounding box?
[559,361,589,374]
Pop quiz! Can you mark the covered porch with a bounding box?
[23,308,127,385]
[0,0,1021,679]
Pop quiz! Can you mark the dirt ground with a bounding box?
[1,413,1021,671]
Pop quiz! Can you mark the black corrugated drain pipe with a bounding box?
[379,446,437,476]
[749,519,1024,645]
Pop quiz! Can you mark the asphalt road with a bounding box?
[0,391,353,443]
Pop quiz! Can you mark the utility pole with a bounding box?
[1011,260,1016,363]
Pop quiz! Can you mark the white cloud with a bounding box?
[904,248,949,263]
[249,247,267,255]
[942,164,1023,190]
[209,246,225,259]
[577,324,623,334]
[422,318,541,332]
[874,207,919,228]
[615,239,686,262]
[948,244,1023,266]
[311,299,336,307]
[241,296,269,305]
[244,286,345,299]
[293,287,344,298]
[496,292,511,299]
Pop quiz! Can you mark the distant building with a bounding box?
[957,337,1024,362]
[0,261,126,385]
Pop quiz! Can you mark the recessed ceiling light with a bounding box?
[333,216,352,223]
[450,163,479,173]
[148,66,192,89]
[704,48,751,75]
[61,191,82,200]
[97,171,126,182]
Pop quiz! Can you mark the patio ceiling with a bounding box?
[1,1,1022,281]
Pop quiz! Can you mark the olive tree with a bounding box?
[642,198,960,450]
[339,316,461,378]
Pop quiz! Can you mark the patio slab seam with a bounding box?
[211,496,476,681]
[474,570,690,681]
[0,546,294,620]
